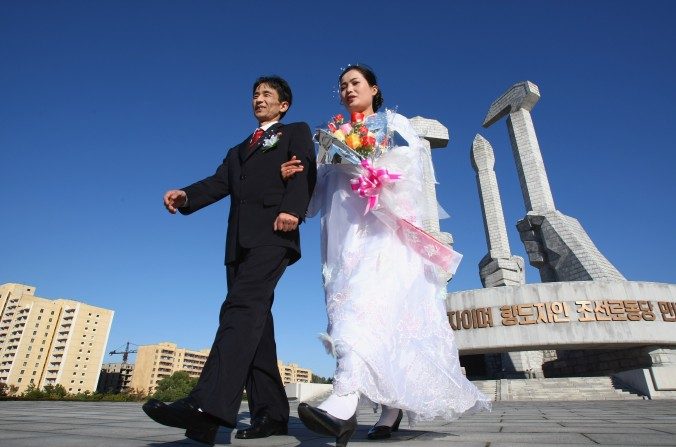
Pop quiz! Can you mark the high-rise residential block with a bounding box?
[128,342,209,395]
[0,283,114,394]
[277,360,312,385]
[97,362,134,393]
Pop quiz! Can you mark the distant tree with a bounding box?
[311,374,333,384]
[43,384,68,399]
[2,382,146,402]
[152,371,198,402]
[21,383,45,399]
[0,382,17,397]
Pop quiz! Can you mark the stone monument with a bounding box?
[445,81,676,398]
[483,81,625,282]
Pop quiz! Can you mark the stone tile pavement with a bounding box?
[0,400,674,446]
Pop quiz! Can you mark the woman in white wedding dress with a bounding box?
[283,64,490,446]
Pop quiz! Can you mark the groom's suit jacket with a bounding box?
[179,122,317,265]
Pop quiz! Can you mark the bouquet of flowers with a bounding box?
[314,109,462,277]
[328,112,378,158]
[316,111,390,165]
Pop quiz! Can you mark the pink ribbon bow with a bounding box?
[350,159,402,214]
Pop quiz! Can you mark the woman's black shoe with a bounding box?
[367,409,403,440]
[297,403,357,447]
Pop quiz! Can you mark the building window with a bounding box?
[40,309,44,313]
[17,378,22,383]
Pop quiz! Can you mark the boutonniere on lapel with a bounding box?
[261,132,282,153]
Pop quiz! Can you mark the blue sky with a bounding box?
[2,1,675,378]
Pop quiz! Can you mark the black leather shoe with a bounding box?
[234,414,288,439]
[297,403,357,447]
[142,397,225,445]
[367,409,403,440]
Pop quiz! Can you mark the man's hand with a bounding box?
[281,155,304,180]
[164,190,187,214]
[274,212,299,232]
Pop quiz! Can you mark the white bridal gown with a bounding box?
[309,111,491,425]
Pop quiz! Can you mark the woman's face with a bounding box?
[340,69,378,115]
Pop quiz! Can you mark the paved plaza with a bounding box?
[0,400,675,446]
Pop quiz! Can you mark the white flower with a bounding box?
[261,132,282,152]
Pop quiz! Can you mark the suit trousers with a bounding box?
[190,245,291,425]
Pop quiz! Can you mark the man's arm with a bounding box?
[278,123,317,221]
[178,151,232,215]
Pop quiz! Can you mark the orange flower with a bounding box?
[345,133,361,149]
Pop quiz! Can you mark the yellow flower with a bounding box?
[333,129,346,142]
[345,133,361,149]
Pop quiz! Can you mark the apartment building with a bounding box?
[277,360,312,385]
[128,342,210,395]
[97,362,134,393]
[0,283,114,394]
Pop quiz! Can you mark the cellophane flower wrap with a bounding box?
[311,110,462,293]
[316,111,392,164]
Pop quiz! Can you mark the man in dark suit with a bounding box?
[143,76,317,445]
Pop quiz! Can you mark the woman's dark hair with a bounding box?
[339,64,384,112]
[253,76,293,118]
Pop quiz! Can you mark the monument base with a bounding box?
[614,365,676,399]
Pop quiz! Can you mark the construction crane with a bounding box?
[109,341,138,364]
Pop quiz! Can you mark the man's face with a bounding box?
[252,83,289,125]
